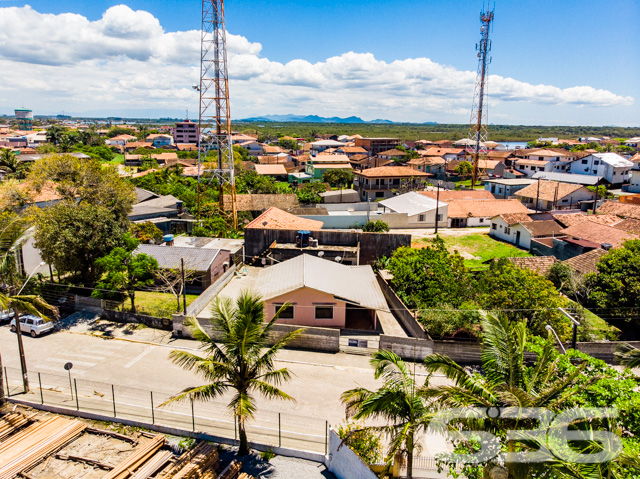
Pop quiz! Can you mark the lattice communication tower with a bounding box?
[197,0,237,229]
[467,8,494,188]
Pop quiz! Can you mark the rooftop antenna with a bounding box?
[466,6,494,188]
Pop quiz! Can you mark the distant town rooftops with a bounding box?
[245,207,324,230]
[447,199,530,219]
[356,166,430,178]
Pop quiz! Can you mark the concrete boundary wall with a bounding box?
[185,264,237,317]
[326,429,377,479]
[173,317,340,353]
[7,398,326,464]
[376,274,427,339]
[101,310,172,331]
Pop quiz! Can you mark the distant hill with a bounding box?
[239,114,395,124]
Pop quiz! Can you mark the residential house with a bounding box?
[484,178,536,198]
[490,213,564,250]
[231,133,258,144]
[336,146,368,157]
[237,140,264,156]
[515,181,595,211]
[407,156,445,177]
[562,249,607,276]
[419,147,466,162]
[505,256,558,276]
[487,150,517,166]
[531,171,603,186]
[624,137,640,149]
[379,191,448,228]
[123,141,154,152]
[309,140,345,156]
[626,155,640,193]
[596,201,640,220]
[135,244,230,292]
[354,166,431,201]
[173,120,199,144]
[254,164,288,180]
[514,159,554,178]
[105,134,137,148]
[305,155,352,180]
[245,207,324,231]
[560,222,639,249]
[567,152,634,185]
[420,190,495,201]
[146,134,174,147]
[354,138,401,155]
[446,199,530,228]
[255,254,389,329]
[221,194,299,213]
[376,149,408,162]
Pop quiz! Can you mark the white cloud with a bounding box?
[0,5,633,123]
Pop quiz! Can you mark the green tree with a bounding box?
[277,138,299,151]
[341,350,434,478]
[0,212,30,287]
[0,149,27,179]
[363,220,390,232]
[296,182,327,204]
[45,125,65,145]
[130,221,164,244]
[106,126,135,138]
[454,160,473,180]
[93,236,158,312]
[388,238,471,308]
[337,422,383,465]
[163,292,304,455]
[475,258,571,339]
[587,184,614,199]
[236,170,277,194]
[322,169,354,188]
[58,134,77,153]
[586,240,640,326]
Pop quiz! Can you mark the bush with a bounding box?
[362,220,389,232]
[337,422,383,465]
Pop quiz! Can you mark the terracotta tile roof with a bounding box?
[125,141,153,148]
[520,220,564,237]
[348,154,369,163]
[561,222,640,248]
[378,148,407,157]
[527,148,569,157]
[338,146,368,154]
[422,147,465,156]
[407,156,445,166]
[356,166,430,178]
[515,159,551,166]
[497,213,532,225]
[254,164,287,175]
[587,214,625,226]
[262,145,283,154]
[596,201,640,220]
[507,256,558,276]
[222,194,299,212]
[18,181,62,203]
[516,181,590,202]
[245,207,324,230]
[552,212,588,228]
[613,218,640,235]
[487,151,516,159]
[421,190,495,201]
[257,155,288,164]
[563,249,608,276]
[447,199,530,218]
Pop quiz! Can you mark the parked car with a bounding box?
[0,310,15,322]
[10,315,54,337]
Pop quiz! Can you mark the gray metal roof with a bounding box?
[257,254,389,312]
[379,191,447,216]
[135,245,220,271]
[130,195,180,218]
[531,171,601,185]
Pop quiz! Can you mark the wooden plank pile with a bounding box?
[129,450,174,479]
[103,434,166,479]
[218,460,242,479]
[159,442,219,479]
[0,413,31,442]
[0,416,86,479]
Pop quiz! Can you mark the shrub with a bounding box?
[363,220,389,232]
[337,422,383,465]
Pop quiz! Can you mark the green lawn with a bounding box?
[102,154,124,165]
[423,233,533,269]
[455,179,486,189]
[125,291,199,318]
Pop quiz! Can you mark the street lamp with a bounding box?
[545,324,566,354]
[558,307,581,350]
[17,262,46,295]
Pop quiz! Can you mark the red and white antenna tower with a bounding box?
[467,8,494,188]
[197,0,237,229]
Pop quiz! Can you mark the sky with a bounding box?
[0,0,638,125]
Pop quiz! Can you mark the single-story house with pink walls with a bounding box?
[256,254,389,330]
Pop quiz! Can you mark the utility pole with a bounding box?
[434,182,441,234]
[181,258,187,314]
[535,177,541,213]
[466,9,494,188]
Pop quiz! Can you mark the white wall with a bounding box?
[489,218,531,249]
[406,204,449,228]
[629,170,640,193]
[326,429,377,479]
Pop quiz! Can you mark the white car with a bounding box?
[10,315,54,337]
[0,310,15,322]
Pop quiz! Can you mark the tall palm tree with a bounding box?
[0,292,58,394]
[162,291,304,455]
[0,149,24,179]
[45,125,64,146]
[423,312,587,478]
[614,343,640,369]
[0,213,30,286]
[341,350,434,479]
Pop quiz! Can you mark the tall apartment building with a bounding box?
[354,137,401,156]
[173,120,199,144]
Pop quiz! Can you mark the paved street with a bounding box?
[0,318,451,457]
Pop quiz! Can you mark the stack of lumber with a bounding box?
[129,450,174,479]
[238,474,254,479]
[218,460,242,479]
[0,413,31,442]
[159,442,219,479]
[0,416,86,479]
[103,434,165,479]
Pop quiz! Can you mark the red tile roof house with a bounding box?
[255,254,389,330]
[446,199,530,228]
[490,213,564,250]
[354,166,431,201]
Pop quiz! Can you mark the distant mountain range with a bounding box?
[238,114,410,124]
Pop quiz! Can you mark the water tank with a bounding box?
[14,108,33,119]
[601,243,613,251]
[163,234,174,244]
[298,230,310,247]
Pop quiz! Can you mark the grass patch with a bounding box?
[423,233,533,269]
[565,299,620,341]
[455,179,485,189]
[102,154,124,165]
[125,291,199,318]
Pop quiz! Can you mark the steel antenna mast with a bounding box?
[467,7,494,188]
[197,0,237,229]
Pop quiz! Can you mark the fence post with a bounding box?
[150,391,155,425]
[38,373,43,404]
[111,385,117,417]
[234,416,237,441]
[325,421,328,455]
[4,367,9,398]
[74,379,79,411]
[278,413,281,448]
[191,398,195,431]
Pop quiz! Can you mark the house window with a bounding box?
[479,218,484,223]
[491,223,497,230]
[274,304,294,319]
[418,214,426,222]
[375,191,384,198]
[505,227,511,234]
[581,159,588,164]
[437,214,443,221]
[594,160,599,165]
[315,305,334,319]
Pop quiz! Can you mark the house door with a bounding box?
[515,230,521,246]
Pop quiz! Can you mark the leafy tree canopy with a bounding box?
[322,169,353,188]
[362,220,389,232]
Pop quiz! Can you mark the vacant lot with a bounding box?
[125,291,199,318]
[418,233,533,269]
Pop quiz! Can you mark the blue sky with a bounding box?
[0,0,638,125]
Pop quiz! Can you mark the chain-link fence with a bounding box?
[3,366,329,454]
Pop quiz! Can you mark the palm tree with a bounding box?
[0,149,24,179]
[423,312,587,478]
[162,291,304,455]
[341,350,434,479]
[615,343,640,369]
[0,292,58,394]
[45,125,64,146]
[0,213,30,285]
